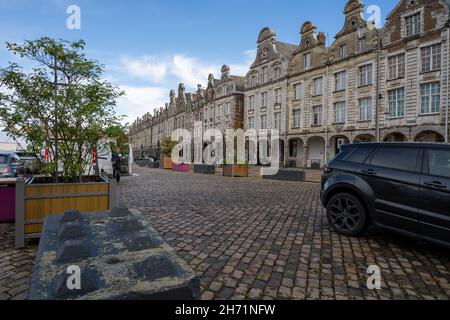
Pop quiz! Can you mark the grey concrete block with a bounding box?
[60,209,83,223]
[263,169,306,182]
[194,164,215,174]
[57,222,85,241]
[51,269,99,299]
[110,206,132,218]
[56,240,90,263]
[29,208,200,300]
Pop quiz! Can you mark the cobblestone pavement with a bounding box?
[0,165,449,300]
[119,166,450,300]
[0,224,37,300]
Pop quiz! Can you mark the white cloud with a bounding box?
[109,49,255,92]
[170,54,218,89]
[117,55,168,83]
[230,49,257,76]
[117,85,168,123]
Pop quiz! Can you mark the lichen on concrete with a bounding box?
[29,208,200,300]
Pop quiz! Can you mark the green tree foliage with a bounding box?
[161,138,177,158]
[0,37,124,180]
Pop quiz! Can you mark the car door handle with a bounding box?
[424,181,447,189]
[361,169,377,176]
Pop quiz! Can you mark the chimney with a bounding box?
[318,32,326,45]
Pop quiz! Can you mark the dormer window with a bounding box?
[250,75,256,87]
[339,44,348,59]
[223,85,228,96]
[304,52,312,69]
[405,13,421,37]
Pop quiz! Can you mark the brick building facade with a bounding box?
[130,0,450,167]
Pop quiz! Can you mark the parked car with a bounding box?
[15,151,43,174]
[0,152,22,177]
[321,143,450,248]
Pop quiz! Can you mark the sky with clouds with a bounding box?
[0,0,397,141]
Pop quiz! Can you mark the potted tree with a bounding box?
[0,37,124,247]
[160,138,176,170]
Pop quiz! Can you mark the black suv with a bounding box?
[321,143,450,248]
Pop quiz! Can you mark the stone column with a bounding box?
[303,145,309,168]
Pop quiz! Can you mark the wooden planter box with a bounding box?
[194,164,215,175]
[160,157,173,170]
[223,164,249,177]
[172,163,190,172]
[15,176,117,248]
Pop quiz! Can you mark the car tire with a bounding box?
[326,193,369,237]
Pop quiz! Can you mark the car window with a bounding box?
[0,155,7,164]
[343,147,375,164]
[428,149,450,178]
[334,148,353,161]
[11,155,20,164]
[371,148,419,172]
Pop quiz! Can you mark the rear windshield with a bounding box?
[335,147,375,164]
[0,155,8,164]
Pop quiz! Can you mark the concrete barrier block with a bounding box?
[263,169,306,182]
[29,208,200,300]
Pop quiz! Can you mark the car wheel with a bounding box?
[326,193,368,236]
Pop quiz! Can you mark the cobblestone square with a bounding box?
[1,166,449,300]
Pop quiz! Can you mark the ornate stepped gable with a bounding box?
[328,0,378,64]
[288,21,327,76]
[384,0,450,46]
[246,27,297,86]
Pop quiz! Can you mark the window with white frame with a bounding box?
[388,88,405,118]
[313,77,323,96]
[420,82,441,114]
[217,104,222,117]
[359,37,366,52]
[405,13,421,37]
[388,54,405,79]
[359,97,373,121]
[359,64,373,86]
[209,107,214,119]
[339,44,348,59]
[293,83,302,100]
[312,105,323,126]
[274,112,282,130]
[304,52,312,69]
[421,44,441,73]
[248,117,255,129]
[261,92,268,108]
[261,66,268,83]
[225,102,231,115]
[333,102,346,124]
[293,109,301,128]
[250,75,256,87]
[275,88,282,104]
[223,85,228,96]
[249,95,255,110]
[335,71,347,91]
[260,114,267,130]
[274,67,281,79]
